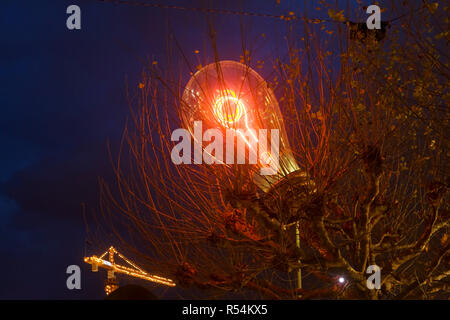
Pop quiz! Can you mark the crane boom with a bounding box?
[84,246,175,295]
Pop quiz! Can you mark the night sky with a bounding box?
[0,0,365,299]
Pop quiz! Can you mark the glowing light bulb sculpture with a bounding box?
[180,60,312,291]
[181,60,301,191]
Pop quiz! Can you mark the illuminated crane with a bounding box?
[84,246,175,295]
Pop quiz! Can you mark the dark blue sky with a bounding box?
[0,0,368,299]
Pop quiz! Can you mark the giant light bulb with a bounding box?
[180,60,300,191]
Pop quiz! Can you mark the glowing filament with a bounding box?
[213,90,245,127]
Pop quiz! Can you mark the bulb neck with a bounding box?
[253,153,314,193]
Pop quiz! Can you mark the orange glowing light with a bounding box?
[212,90,245,127]
[181,60,302,190]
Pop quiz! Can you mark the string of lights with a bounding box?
[95,0,332,23]
[98,249,108,260]
[116,251,147,274]
[95,0,425,25]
